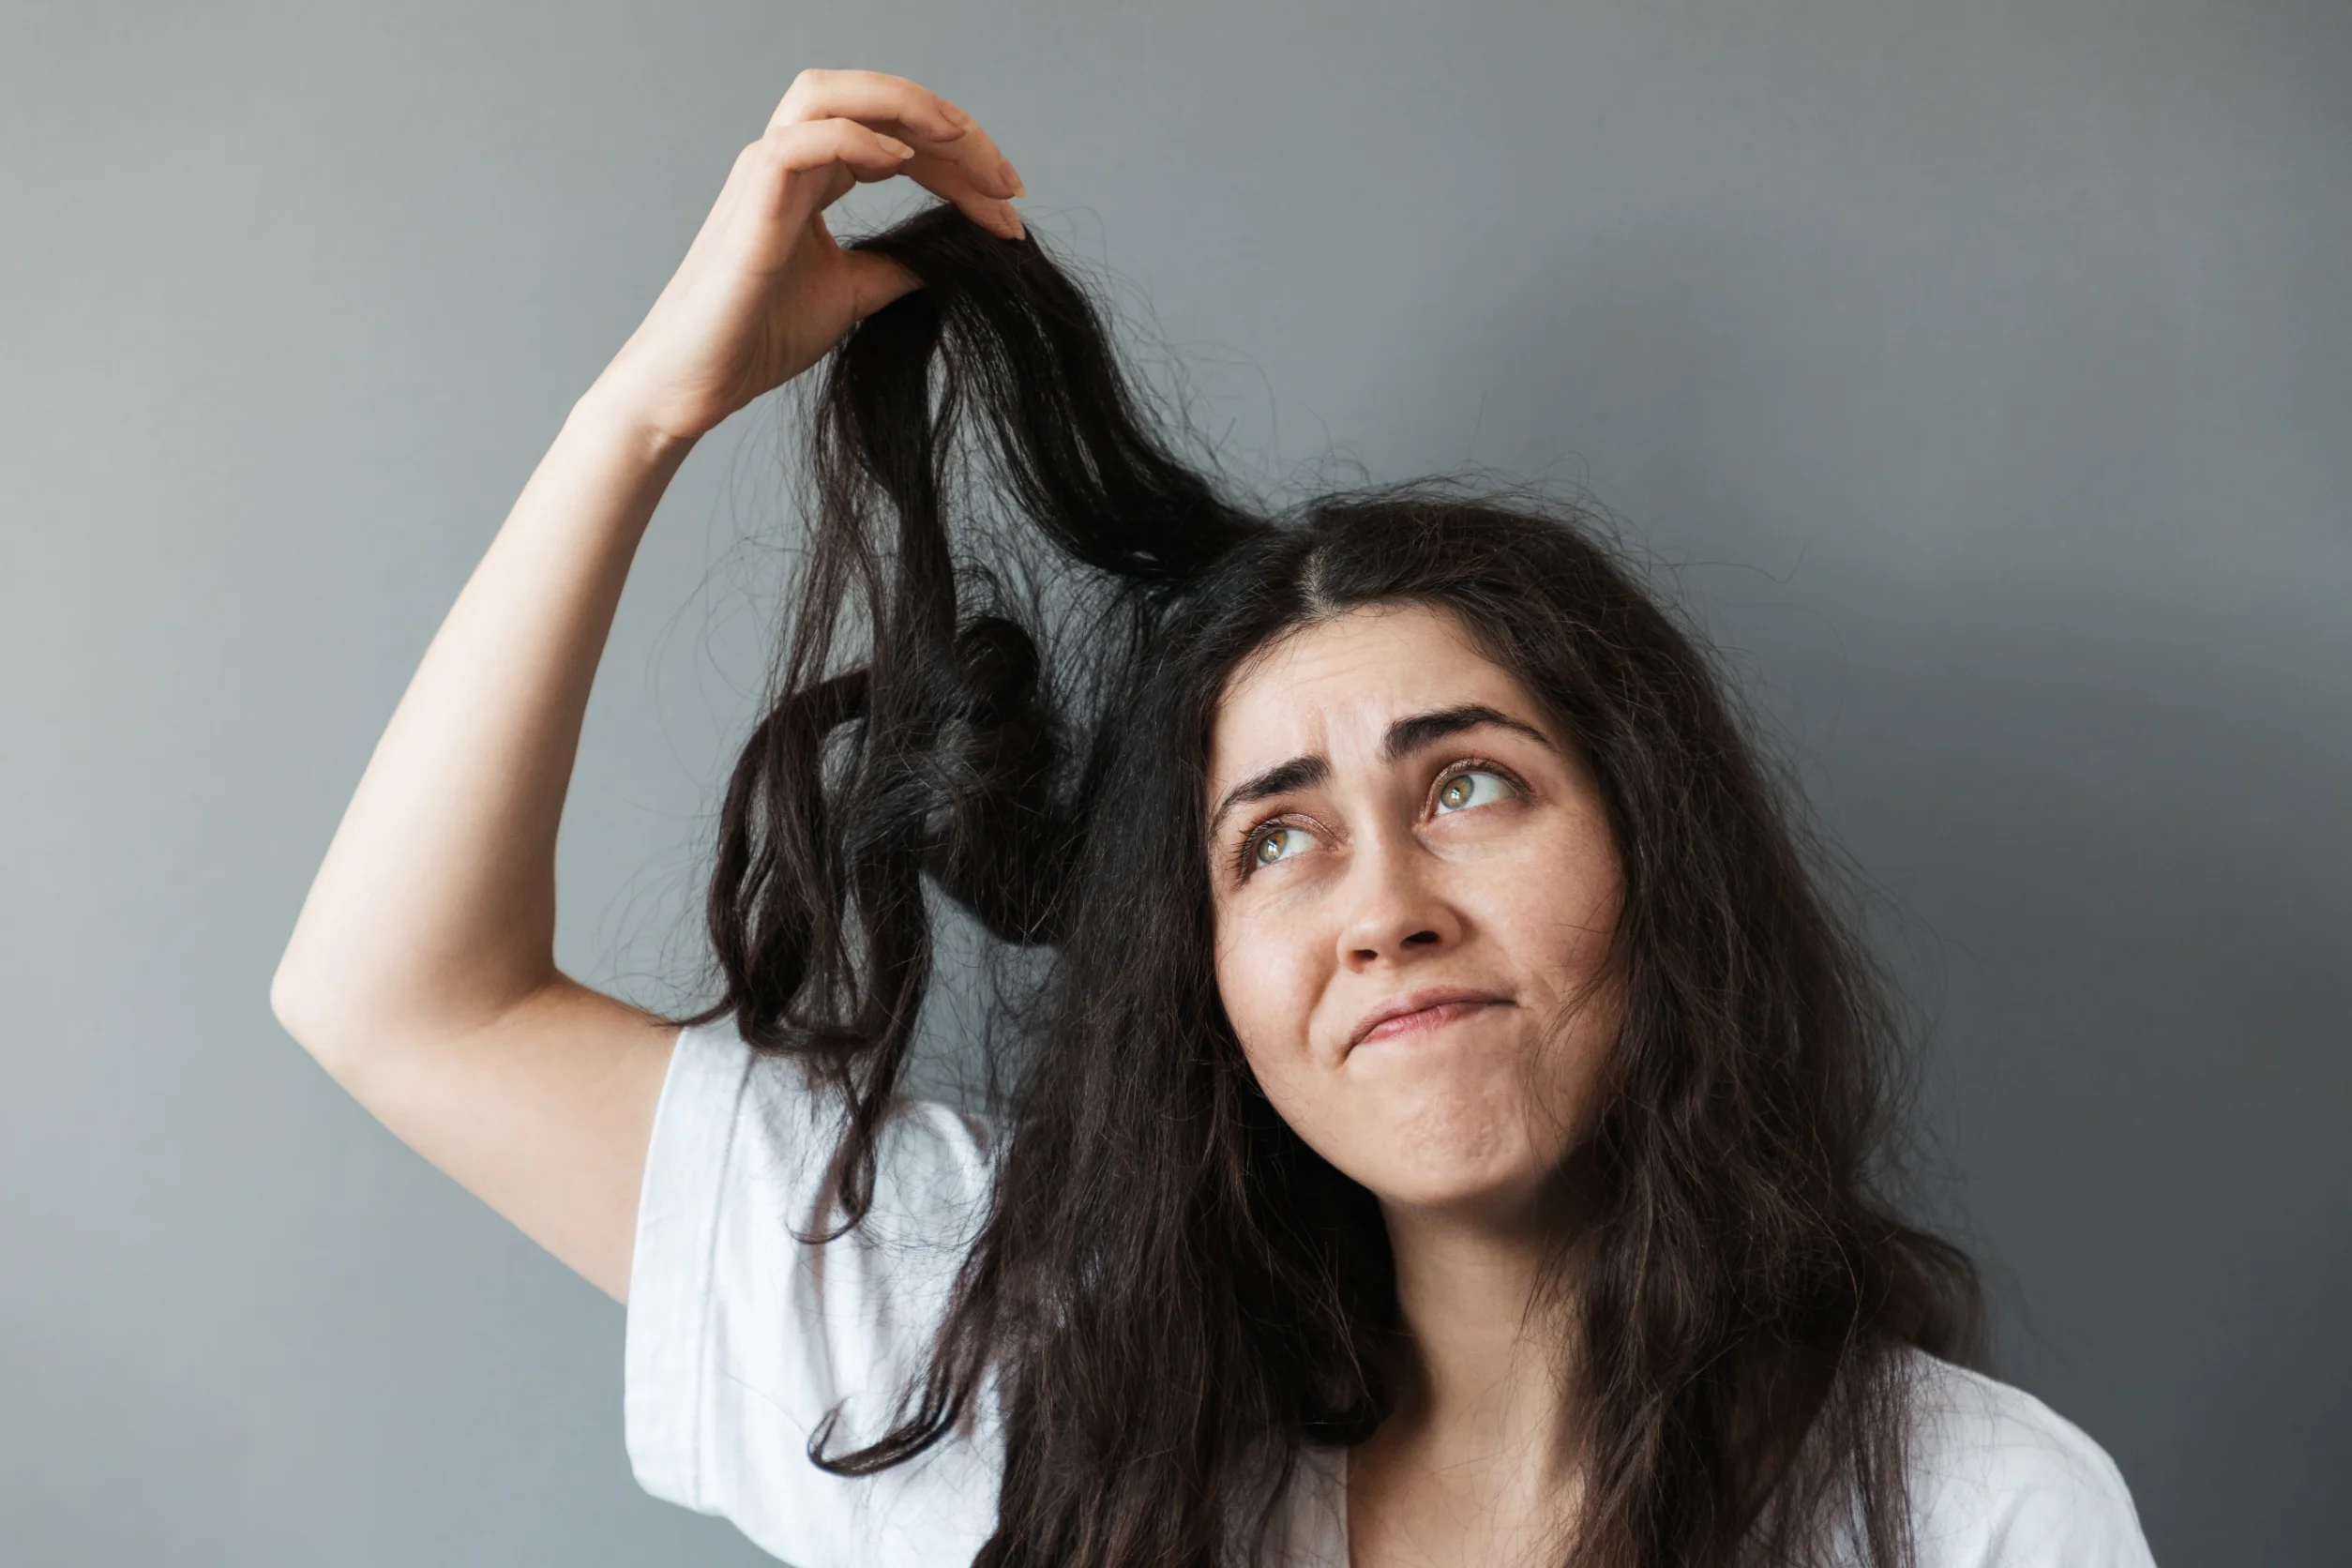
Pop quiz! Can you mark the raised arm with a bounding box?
[269,71,1025,1304]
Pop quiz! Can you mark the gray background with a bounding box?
[3,0,2344,1563]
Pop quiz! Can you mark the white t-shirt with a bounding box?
[626,1018,2159,1568]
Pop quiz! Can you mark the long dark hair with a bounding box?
[678,203,1983,1568]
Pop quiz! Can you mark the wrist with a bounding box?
[567,377,704,463]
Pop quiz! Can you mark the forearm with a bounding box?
[273,384,694,1057]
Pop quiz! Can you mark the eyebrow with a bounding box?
[1207,755,1330,839]
[1380,703,1555,763]
[1206,704,1555,837]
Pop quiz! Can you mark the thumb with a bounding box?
[845,249,924,322]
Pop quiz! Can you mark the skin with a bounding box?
[1207,603,1625,1568]
[274,65,1606,1565]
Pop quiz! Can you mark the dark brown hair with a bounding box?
[680,204,1983,1568]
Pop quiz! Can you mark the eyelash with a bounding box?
[1229,758,1528,880]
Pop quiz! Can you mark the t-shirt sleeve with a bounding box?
[625,1017,1004,1568]
[1902,1353,2159,1568]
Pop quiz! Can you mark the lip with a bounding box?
[1347,987,1514,1050]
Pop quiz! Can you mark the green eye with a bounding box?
[1252,826,1310,867]
[1437,770,1511,813]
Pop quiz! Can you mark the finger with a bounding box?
[756,117,916,191]
[903,149,1027,239]
[766,121,1018,238]
[916,119,1024,200]
[769,68,972,148]
[842,248,924,321]
[885,115,1023,237]
[841,133,1019,202]
[770,68,1022,200]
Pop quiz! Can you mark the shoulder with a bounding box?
[659,1012,997,1223]
[1892,1348,2157,1568]
[640,1015,999,1323]
[626,1017,1003,1568]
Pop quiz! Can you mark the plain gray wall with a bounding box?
[3,0,2344,1563]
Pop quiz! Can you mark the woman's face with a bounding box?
[1206,601,1622,1227]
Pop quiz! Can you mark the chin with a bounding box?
[1335,1078,1558,1199]
[1350,1135,1556,1218]
[1366,1168,1558,1226]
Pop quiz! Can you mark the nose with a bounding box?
[1336,827,1461,970]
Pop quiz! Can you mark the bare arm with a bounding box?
[270,70,1025,1304]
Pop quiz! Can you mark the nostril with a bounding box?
[1403,929,1440,946]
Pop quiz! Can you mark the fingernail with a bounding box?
[939,98,973,129]
[1003,163,1027,198]
[881,136,914,158]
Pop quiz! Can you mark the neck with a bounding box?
[1374,1193,1584,1488]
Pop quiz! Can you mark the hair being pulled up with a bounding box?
[677,203,1983,1568]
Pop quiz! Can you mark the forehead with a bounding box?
[1208,602,1538,780]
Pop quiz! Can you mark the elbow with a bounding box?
[270,936,375,1072]
[270,950,340,1062]
[270,940,558,1075]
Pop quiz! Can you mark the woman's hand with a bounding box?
[593,69,1025,444]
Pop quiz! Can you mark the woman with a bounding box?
[272,70,2156,1568]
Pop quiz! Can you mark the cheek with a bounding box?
[1214,904,1315,1051]
[1505,834,1625,1138]
[1479,816,1621,988]
[1213,901,1335,1118]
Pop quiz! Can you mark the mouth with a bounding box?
[1348,988,1514,1051]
